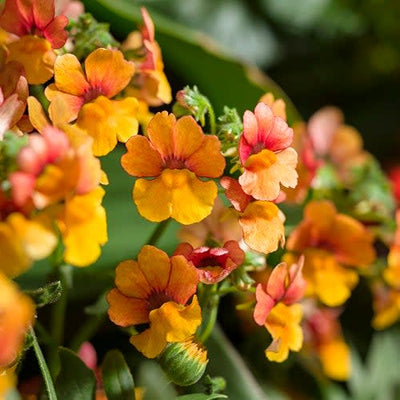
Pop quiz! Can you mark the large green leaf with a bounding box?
[55,347,96,400]
[102,349,136,400]
[82,0,301,124]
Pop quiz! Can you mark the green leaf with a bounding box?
[25,281,62,308]
[102,350,136,400]
[206,325,268,400]
[55,347,96,400]
[176,394,227,400]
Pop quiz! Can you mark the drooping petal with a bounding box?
[107,288,149,327]
[240,201,285,254]
[85,48,135,98]
[77,96,139,156]
[134,169,218,225]
[121,134,163,177]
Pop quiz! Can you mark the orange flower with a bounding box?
[121,112,225,224]
[107,245,201,358]
[286,200,376,306]
[304,307,351,380]
[254,257,306,326]
[45,48,135,122]
[0,272,35,369]
[264,302,303,362]
[221,176,285,254]
[238,102,298,201]
[174,240,244,284]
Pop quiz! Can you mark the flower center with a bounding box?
[147,291,171,311]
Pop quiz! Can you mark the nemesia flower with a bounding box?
[0,0,68,84]
[107,245,201,358]
[0,367,16,399]
[238,102,298,201]
[0,272,35,368]
[121,112,225,225]
[178,197,243,248]
[221,176,285,254]
[45,48,135,122]
[122,8,172,106]
[174,240,245,284]
[0,48,28,139]
[254,257,306,326]
[259,92,286,120]
[304,306,351,381]
[286,200,376,306]
[264,302,303,362]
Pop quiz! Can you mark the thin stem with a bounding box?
[197,284,219,343]
[198,295,219,343]
[145,219,171,246]
[30,326,57,400]
[48,264,71,377]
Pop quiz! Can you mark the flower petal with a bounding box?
[146,111,175,158]
[115,260,151,299]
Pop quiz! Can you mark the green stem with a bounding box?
[145,219,171,246]
[48,264,71,377]
[206,101,216,136]
[30,326,58,400]
[197,284,220,343]
[69,313,106,352]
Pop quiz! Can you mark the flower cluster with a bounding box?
[0,0,398,398]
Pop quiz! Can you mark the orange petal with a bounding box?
[85,48,135,98]
[167,255,199,304]
[137,245,170,293]
[77,96,139,156]
[134,169,218,225]
[146,111,175,158]
[129,323,167,359]
[185,135,226,178]
[107,288,149,327]
[172,115,203,159]
[240,201,285,254]
[53,53,89,96]
[115,260,151,299]
[121,135,163,177]
[7,36,55,85]
[46,88,84,123]
[27,96,49,131]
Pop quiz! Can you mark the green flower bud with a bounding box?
[158,337,208,386]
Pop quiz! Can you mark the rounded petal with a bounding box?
[115,260,151,299]
[254,284,275,326]
[137,245,171,293]
[85,49,135,98]
[185,135,226,178]
[42,15,68,49]
[107,288,149,327]
[167,255,199,304]
[54,53,89,96]
[173,116,203,159]
[77,96,139,156]
[146,111,175,158]
[220,176,251,212]
[121,135,163,177]
[240,201,285,254]
[7,36,56,85]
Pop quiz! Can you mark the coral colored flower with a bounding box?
[121,112,225,225]
[107,245,201,358]
[0,48,28,139]
[264,302,303,362]
[0,272,35,368]
[174,240,244,284]
[0,0,68,49]
[254,257,306,326]
[0,0,68,84]
[45,48,135,122]
[123,8,172,106]
[178,197,243,248]
[221,176,285,254]
[76,95,139,156]
[286,200,376,306]
[304,307,351,381]
[238,102,298,201]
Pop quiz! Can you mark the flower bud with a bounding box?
[158,337,208,386]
